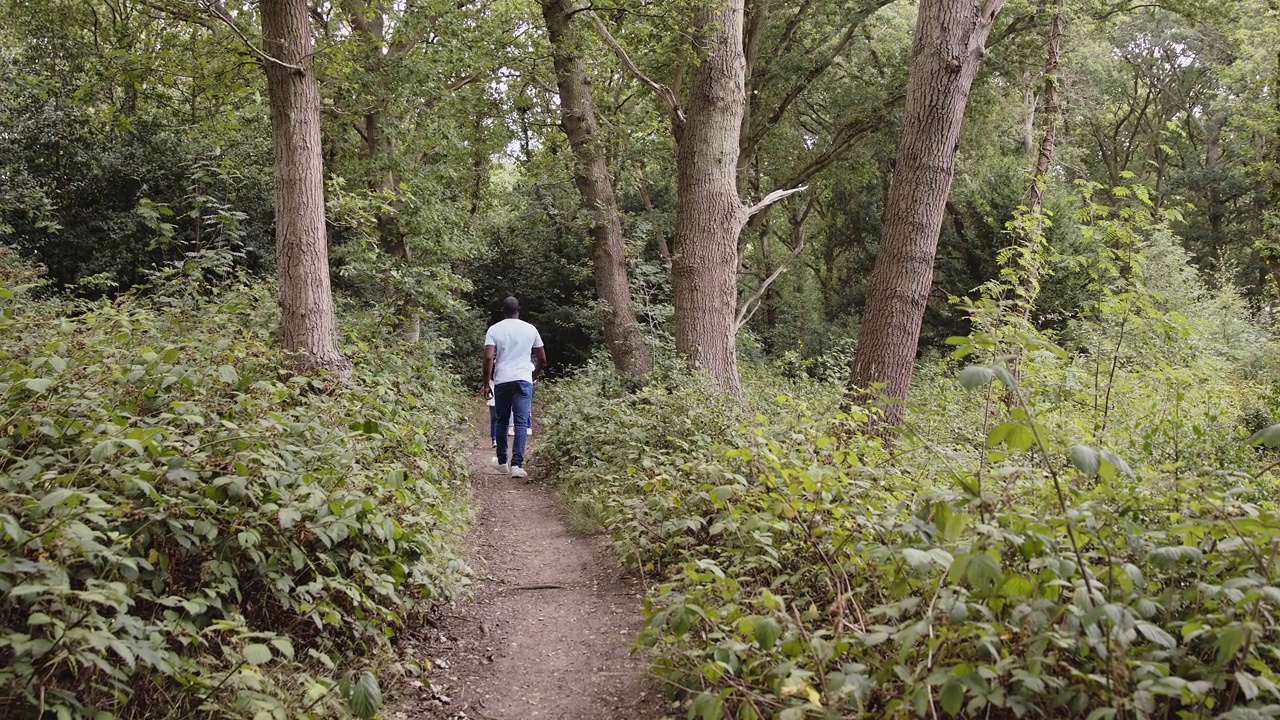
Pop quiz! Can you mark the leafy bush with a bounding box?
[542,353,1280,719]
[0,249,471,719]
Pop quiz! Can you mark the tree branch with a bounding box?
[199,0,304,72]
[740,0,891,168]
[753,0,816,86]
[589,11,685,131]
[736,235,807,330]
[745,185,809,219]
[136,0,217,30]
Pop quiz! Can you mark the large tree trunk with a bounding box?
[541,0,652,377]
[261,0,352,380]
[848,0,1005,424]
[671,0,749,394]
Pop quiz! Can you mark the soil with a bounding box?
[390,434,669,720]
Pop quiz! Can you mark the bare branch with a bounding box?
[745,185,808,218]
[736,235,807,330]
[589,11,685,130]
[979,0,1008,23]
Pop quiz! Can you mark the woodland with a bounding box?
[2,0,1280,717]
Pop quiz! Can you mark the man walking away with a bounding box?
[483,297,545,478]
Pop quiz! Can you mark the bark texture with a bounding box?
[541,0,652,377]
[261,0,352,380]
[849,0,1005,424]
[670,0,749,394]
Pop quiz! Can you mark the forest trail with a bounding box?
[396,432,664,720]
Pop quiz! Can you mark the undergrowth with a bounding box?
[542,345,1280,719]
[0,248,471,719]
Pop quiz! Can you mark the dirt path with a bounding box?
[394,437,665,720]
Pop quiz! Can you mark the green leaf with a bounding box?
[1069,445,1100,476]
[350,672,382,719]
[217,365,239,384]
[1100,450,1133,478]
[270,637,295,660]
[1248,423,1280,447]
[243,643,272,666]
[957,366,996,390]
[1235,671,1259,700]
[752,617,782,649]
[688,691,722,720]
[23,377,54,393]
[965,552,1002,592]
[1216,624,1247,665]
[709,485,737,503]
[90,439,119,462]
[940,680,965,715]
[38,488,80,512]
[1136,621,1175,649]
[985,422,1017,448]
[992,366,1017,390]
[1000,574,1033,597]
[279,507,302,529]
[1006,424,1035,452]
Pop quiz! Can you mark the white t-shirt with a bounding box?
[485,318,544,385]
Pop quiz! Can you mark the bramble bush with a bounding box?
[0,248,471,719]
[544,356,1280,719]
[541,224,1280,719]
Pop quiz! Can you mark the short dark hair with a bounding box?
[502,296,520,318]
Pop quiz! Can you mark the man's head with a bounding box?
[502,296,520,318]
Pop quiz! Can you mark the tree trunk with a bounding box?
[261,0,352,380]
[541,0,652,377]
[671,0,749,394]
[848,0,1005,424]
[1014,0,1063,320]
[635,167,672,268]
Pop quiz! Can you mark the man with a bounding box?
[482,296,545,478]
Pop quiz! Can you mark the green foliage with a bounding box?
[543,322,1280,719]
[0,5,275,291]
[0,249,471,718]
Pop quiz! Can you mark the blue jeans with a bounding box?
[494,380,532,467]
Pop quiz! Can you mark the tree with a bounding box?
[260,0,352,379]
[849,0,1007,424]
[540,0,652,377]
[666,0,749,393]
[595,0,802,393]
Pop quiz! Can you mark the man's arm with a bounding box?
[532,346,547,381]
[482,345,495,398]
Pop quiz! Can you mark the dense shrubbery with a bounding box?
[542,296,1280,719]
[0,249,471,719]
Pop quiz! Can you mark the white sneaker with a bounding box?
[508,426,514,436]
[526,428,532,437]
[509,465,528,479]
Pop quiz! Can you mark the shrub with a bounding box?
[0,249,471,719]
[542,356,1280,719]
